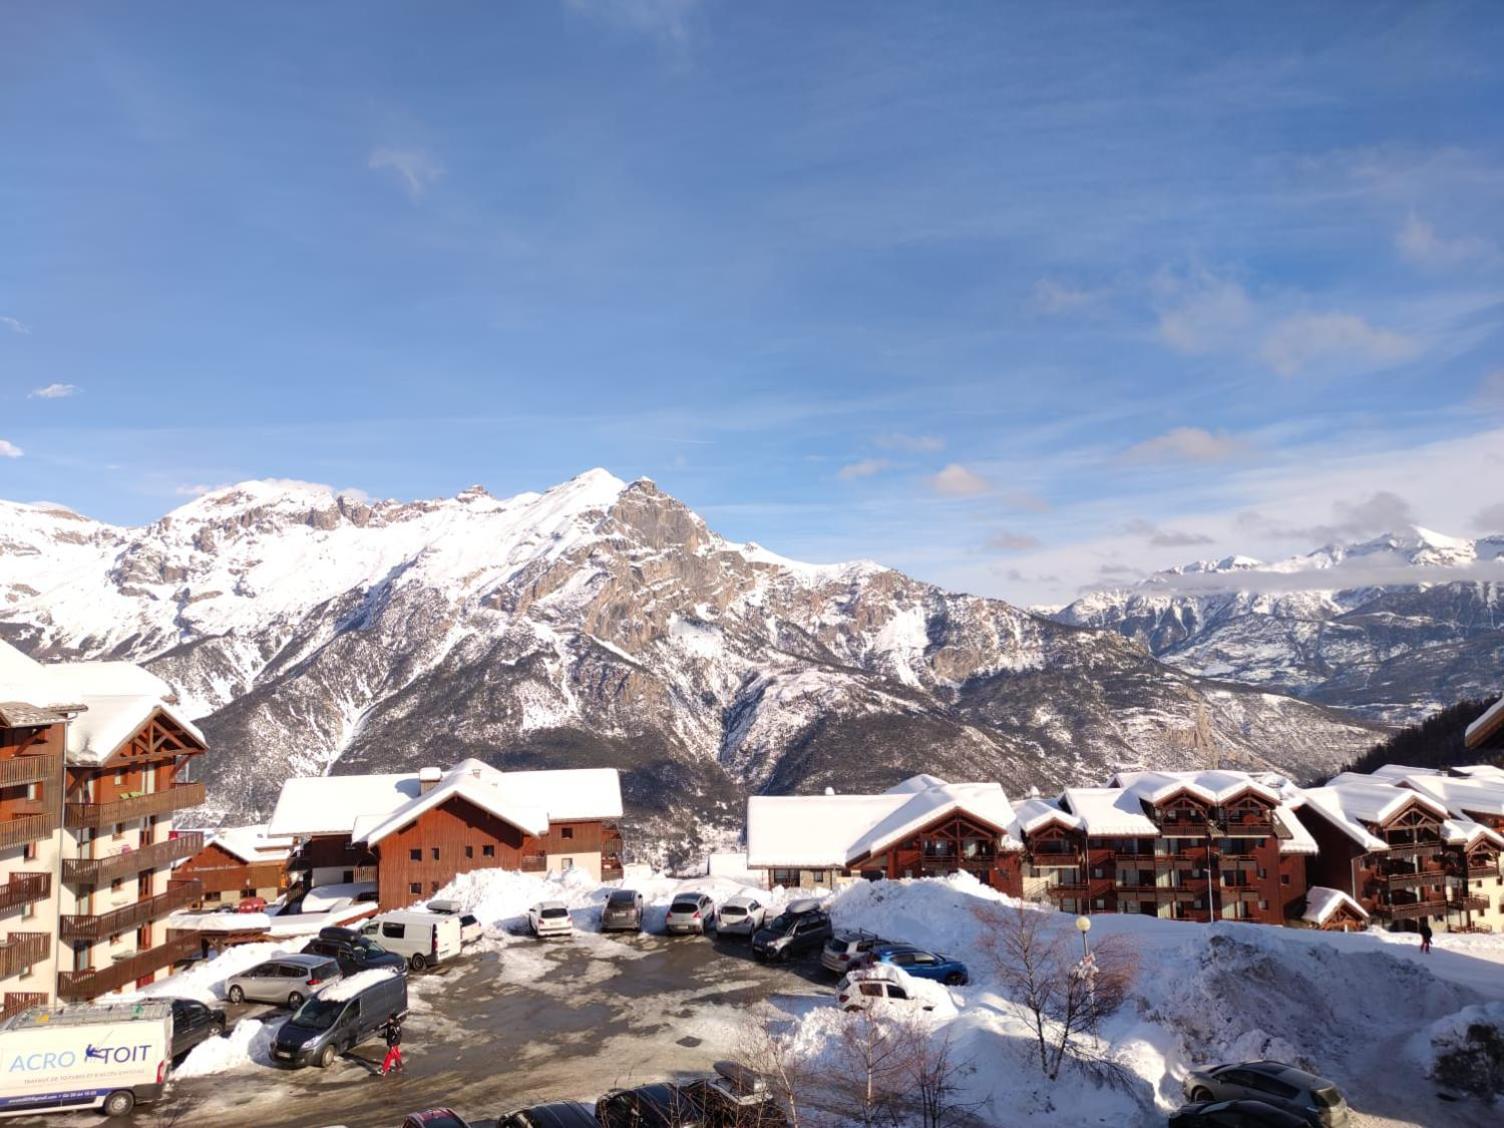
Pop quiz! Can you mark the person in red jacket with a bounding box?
[378,1012,404,1076]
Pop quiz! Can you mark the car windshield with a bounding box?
[607,892,636,907]
[1313,1088,1344,1107]
[540,906,568,919]
[289,997,348,1031]
[670,900,700,913]
[720,905,745,916]
[765,913,799,931]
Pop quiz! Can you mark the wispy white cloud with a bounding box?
[1259,312,1418,377]
[1396,213,1497,269]
[1121,518,1215,548]
[1472,500,1504,533]
[926,463,990,497]
[1142,557,1503,598]
[1002,489,1051,513]
[29,383,79,399]
[368,147,444,200]
[874,432,945,453]
[1474,369,1504,411]
[1028,278,1103,316]
[1122,426,1249,464]
[986,530,1042,551]
[565,0,701,46]
[837,457,890,480]
[174,483,224,497]
[0,440,23,459]
[1155,270,1253,354]
[0,315,29,335]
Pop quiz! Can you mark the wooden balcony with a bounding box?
[1455,896,1490,913]
[0,752,61,789]
[1,992,48,1020]
[63,832,205,887]
[519,854,547,873]
[1045,882,1090,896]
[63,782,205,829]
[1385,841,1443,860]
[60,880,202,941]
[0,873,50,913]
[1383,899,1449,920]
[1381,870,1443,890]
[57,932,201,1001]
[0,932,51,979]
[0,811,59,851]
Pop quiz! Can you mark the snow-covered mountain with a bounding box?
[0,471,1379,859]
[1055,528,1504,724]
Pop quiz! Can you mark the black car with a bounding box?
[751,904,832,963]
[1169,1100,1312,1128]
[301,925,407,976]
[169,997,227,1059]
[680,1061,790,1128]
[597,1082,704,1128]
[497,1101,602,1128]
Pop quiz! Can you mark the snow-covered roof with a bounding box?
[1366,763,1442,782]
[0,641,205,765]
[1298,777,1449,852]
[1272,804,1319,855]
[1465,697,1504,750]
[1450,764,1504,782]
[209,824,295,864]
[1108,769,1281,807]
[1302,886,1368,926]
[1010,796,1082,837]
[317,967,401,1003]
[1060,787,1160,836]
[1395,773,1504,821]
[1442,816,1504,850]
[270,759,622,844]
[746,775,1022,869]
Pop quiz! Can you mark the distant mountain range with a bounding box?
[0,472,1382,861]
[1053,528,1504,724]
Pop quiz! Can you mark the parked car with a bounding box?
[820,930,889,975]
[302,926,408,976]
[529,900,575,938]
[168,997,227,1058]
[714,894,768,939]
[402,1110,473,1128]
[271,968,407,1069]
[1169,1100,1312,1128]
[225,953,341,1008]
[751,903,831,962]
[236,895,268,913]
[835,967,935,1013]
[1182,1062,1350,1127]
[858,943,969,986]
[427,900,484,945]
[497,1101,602,1128]
[601,889,645,933]
[665,892,716,936]
[597,1082,703,1128]
[360,910,464,970]
[680,1060,791,1127]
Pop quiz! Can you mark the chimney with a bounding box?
[419,766,442,794]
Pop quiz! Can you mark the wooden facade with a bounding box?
[848,812,1024,896]
[1303,795,1450,932]
[175,840,289,904]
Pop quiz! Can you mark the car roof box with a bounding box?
[427,899,461,914]
[712,1060,768,1095]
[786,897,822,915]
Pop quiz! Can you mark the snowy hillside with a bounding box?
[0,472,1378,856]
[1056,528,1504,723]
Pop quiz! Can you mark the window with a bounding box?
[465,845,474,859]
[21,842,35,862]
[113,823,124,840]
[111,878,123,893]
[409,848,421,862]
[1281,873,1291,886]
[382,922,406,940]
[482,845,495,858]
[409,882,421,895]
[771,869,800,887]
[560,857,573,871]
[430,881,440,893]
[109,933,122,945]
[430,847,439,861]
[560,827,574,840]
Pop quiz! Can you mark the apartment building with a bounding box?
[0,641,208,1010]
[0,701,65,1018]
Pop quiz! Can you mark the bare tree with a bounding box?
[826,1007,915,1128]
[735,1004,814,1128]
[893,1017,979,1128]
[973,904,1137,1082]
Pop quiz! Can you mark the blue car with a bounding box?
[862,944,969,985]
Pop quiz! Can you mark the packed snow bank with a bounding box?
[174,1016,285,1078]
[319,967,400,1002]
[131,941,302,1005]
[1415,1001,1504,1099]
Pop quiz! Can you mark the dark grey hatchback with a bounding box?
[1182,1062,1350,1127]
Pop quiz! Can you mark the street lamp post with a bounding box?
[1075,914,1091,959]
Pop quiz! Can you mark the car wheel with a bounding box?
[844,1005,861,1013]
[944,972,965,986]
[315,1043,336,1069]
[287,992,304,1008]
[1190,1088,1213,1102]
[227,985,245,1004]
[409,953,428,972]
[102,1090,135,1117]
[215,1016,228,1036]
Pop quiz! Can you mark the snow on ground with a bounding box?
[175,1016,287,1078]
[132,940,304,1005]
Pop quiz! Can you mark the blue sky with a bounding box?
[3,1,1502,604]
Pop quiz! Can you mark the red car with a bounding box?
[236,895,268,913]
[402,1111,472,1128]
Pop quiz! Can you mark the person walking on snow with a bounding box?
[1418,919,1433,954]
[378,1012,405,1076]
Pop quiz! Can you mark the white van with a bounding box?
[360,910,462,970]
[0,1002,173,1118]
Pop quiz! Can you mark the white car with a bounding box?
[715,893,768,938]
[528,900,574,938]
[428,899,484,945]
[835,966,935,1013]
[664,891,716,935]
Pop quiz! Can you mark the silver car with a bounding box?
[664,892,715,935]
[714,894,767,938]
[1183,1061,1350,1127]
[225,954,341,1008]
[601,889,644,933]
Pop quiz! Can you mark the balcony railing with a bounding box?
[62,832,205,887]
[1383,899,1449,920]
[1381,870,1443,890]
[0,752,61,789]
[1385,841,1443,860]
[60,880,202,941]
[1045,882,1089,896]
[63,782,205,830]
[0,811,58,851]
[519,854,547,873]
[1455,896,1490,913]
[57,932,201,1001]
[0,873,50,913]
[0,932,51,979]
[1,992,49,1020]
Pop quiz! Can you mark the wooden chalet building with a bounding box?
[0,640,210,1009]
[1300,886,1369,932]
[269,760,624,911]
[176,824,293,908]
[746,775,1025,894]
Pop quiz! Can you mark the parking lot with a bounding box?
[11,930,824,1128]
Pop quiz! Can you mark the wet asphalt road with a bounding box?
[14,930,830,1128]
